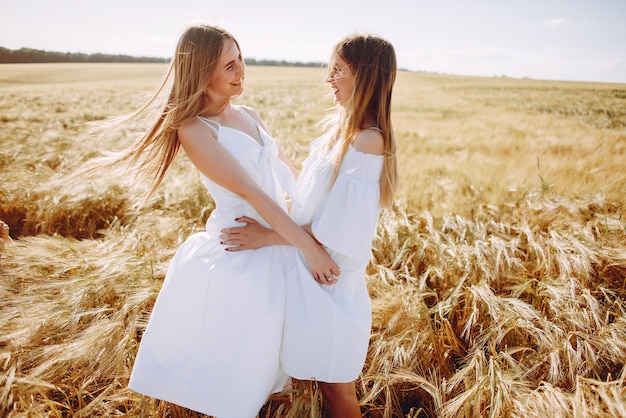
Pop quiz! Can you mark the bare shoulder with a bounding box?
[352,128,384,156]
[239,104,271,133]
[178,117,217,144]
[239,105,262,124]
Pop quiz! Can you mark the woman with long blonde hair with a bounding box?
[87,23,340,417]
[222,33,398,417]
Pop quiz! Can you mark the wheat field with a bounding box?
[1,63,625,417]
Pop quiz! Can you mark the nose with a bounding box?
[235,61,245,77]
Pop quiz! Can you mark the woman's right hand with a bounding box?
[302,241,340,285]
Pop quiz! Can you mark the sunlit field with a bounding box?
[1,63,625,417]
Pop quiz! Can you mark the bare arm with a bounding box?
[221,127,384,252]
[220,217,334,284]
[178,118,338,283]
[220,216,314,249]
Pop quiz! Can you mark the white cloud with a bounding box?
[145,36,176,45]
[544,18,568,26]
[607,59,626,71]
[428,47,514,61]
[545,47,571,54]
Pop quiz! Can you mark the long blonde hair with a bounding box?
[86,24,240,199]
[322,33,398,208]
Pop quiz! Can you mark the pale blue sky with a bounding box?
[2,0,625,83]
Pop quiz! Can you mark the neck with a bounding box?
[200,98,231,117]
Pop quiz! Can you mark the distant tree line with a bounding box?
[0,46,324,67]
[0,47,169,63]
[244,58,324,68]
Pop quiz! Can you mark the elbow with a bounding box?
[233,184,262,205]
[226,177,270,209]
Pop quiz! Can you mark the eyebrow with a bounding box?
[225,53,242,67]
[225,57,238,67]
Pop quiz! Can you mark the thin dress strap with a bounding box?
[197,116,220,135]
[236,106,264,146]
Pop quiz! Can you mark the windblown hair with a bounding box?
[322,33,398,208]
[84,24,240,200]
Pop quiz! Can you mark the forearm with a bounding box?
[244,189,318,253]
[263,227,289,246]
[301,223,315,239]
[179,119,338,280]
[265,223,315,247]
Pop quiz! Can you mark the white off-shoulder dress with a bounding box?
[128,108,297,418]
[282,133,384,382]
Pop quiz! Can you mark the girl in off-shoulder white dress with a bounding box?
[222,33,398,417]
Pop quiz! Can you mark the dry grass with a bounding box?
[363,196,625,417]
[1,63,625,417]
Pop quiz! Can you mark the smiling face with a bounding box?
[205,38,245,101]
[326,55,354,107]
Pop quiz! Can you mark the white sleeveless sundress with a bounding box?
[128,107,297,418]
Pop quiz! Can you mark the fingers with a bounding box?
[220,227,242,242]
[222,216,255,235]
[220,232,242,251]
[221,235,246,251]
[220,232,237,243]
[235,216,256,224]
[221,217,256,238]
[315,271,338,285]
